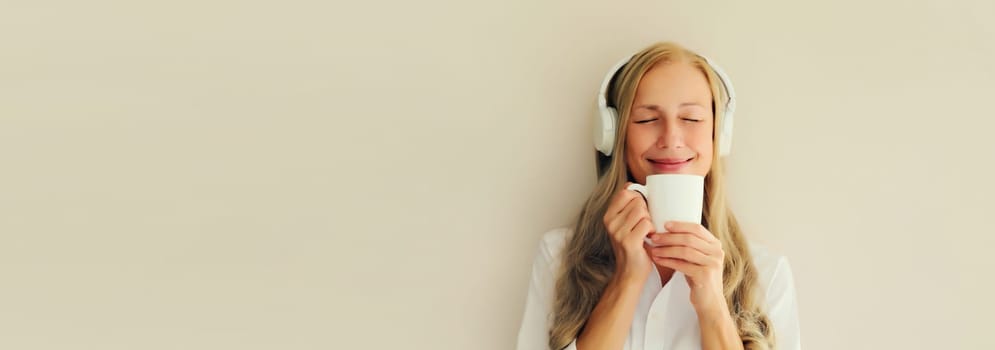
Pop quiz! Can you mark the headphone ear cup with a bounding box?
[702,55,736,157]
[594,106,617,156]
[718,111,734,156]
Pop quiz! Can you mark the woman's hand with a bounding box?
[602,182,656,285]
[647,221,728,315]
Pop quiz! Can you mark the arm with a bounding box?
[515,230,648,350]
[519,188,656,350]
[574,273,646,350]
[696,256,802,350]
[698,303,745,350]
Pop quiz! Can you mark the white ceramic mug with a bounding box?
[626,174,705,242]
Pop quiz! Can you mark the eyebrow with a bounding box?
[635,102,706,110]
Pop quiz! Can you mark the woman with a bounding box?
[516,42,801,350]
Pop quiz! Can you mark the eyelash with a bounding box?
[634,118,702,124]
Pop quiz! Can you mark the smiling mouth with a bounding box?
[648,157,694,172]
[649,157,694,165]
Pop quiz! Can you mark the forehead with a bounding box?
[632,61,713,105]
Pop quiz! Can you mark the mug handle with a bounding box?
[627,183,660,245]
[626,183,648,203]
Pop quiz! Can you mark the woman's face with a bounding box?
[624,61,715,185]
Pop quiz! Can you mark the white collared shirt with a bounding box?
[516,228,801,350]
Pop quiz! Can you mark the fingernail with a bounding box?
[664,222,674,229]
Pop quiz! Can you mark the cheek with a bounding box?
[625,129,656,154]
[690,128,714,169]
[683,126,711,150]
[693,134,714,154]
[624,130,656,173]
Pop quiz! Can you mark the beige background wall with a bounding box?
[2,0,993,349]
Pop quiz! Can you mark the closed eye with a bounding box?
[635,117,702,124]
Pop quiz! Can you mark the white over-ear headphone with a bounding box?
[594,53,737,157]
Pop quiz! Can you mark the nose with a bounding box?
[655,120,684,150]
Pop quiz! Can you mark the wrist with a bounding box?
[694,292,731,320]
[697,306,732,326]
[612,269,648,289]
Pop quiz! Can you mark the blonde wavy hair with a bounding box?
[548,42,775,350]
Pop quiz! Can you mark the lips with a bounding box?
[649,157,693,164]
[648,157,694,172]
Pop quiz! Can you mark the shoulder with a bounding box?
[521,227,575,296]
[527,226,575,273]
[747,242,802,347]
[535,227,572,262]
[748,243,788,283]
[747,242,797,302]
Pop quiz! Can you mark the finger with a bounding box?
[621,203,652,237]
[606,197,639,236]
[628,218,655,243]
[648,232,719,256]
[605,184,641,217]
[606,195,638,235]
[654,257,702,277]
[664,221,718,243]
[650,246,713,266]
